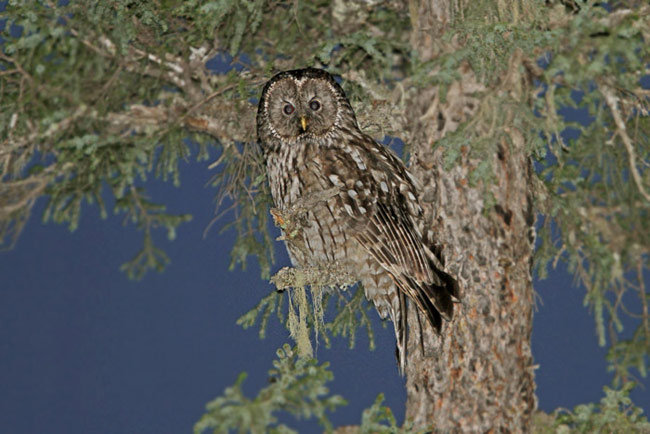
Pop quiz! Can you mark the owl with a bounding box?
[256,67,459,371]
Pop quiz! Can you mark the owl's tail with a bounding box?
[391,267,459,374]
[362,265,459,375]
[385,290,408,375]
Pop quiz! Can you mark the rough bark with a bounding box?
[404,1,537,431]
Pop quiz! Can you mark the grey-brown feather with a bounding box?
[257,67,458,372]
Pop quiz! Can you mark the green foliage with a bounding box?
[114,187,193,279]
[237,290,285,339]
[409,14,554,200]
[326,286,378,351]
[552,383,650,433]
[194,345,415,433]
[531,2,650,384]
[607,323,650,385]
[1,1,206,275]
[237,284,378,358]
[447,6,550,86]
[194,344,346,434]
[357,394,418,434]
[210,142,275,280]
[175,0,266,55]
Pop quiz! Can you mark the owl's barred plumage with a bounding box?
[257,68,458,372]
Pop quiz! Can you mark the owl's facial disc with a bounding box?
[265,77,338,141]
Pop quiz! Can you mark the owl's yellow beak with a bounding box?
[299,115,308,132]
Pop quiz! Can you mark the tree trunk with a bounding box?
[404,1,537,430]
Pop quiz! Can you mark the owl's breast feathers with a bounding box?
[267,132,459,334]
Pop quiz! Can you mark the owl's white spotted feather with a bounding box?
[257,68,458,372]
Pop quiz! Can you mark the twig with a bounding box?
[0,162,73,217]
[601,85,650,203]
[638,259,650,344]
[179,83,238,123]
[68,28,187,90]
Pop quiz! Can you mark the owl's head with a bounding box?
[256,68,358,150]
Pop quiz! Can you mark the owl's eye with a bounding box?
[283,103,295,115]
[309,100,321,111]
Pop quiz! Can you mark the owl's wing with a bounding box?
[354,201,454,329]
[323,137,458,332]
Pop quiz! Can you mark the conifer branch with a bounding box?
[601,85,650,203]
